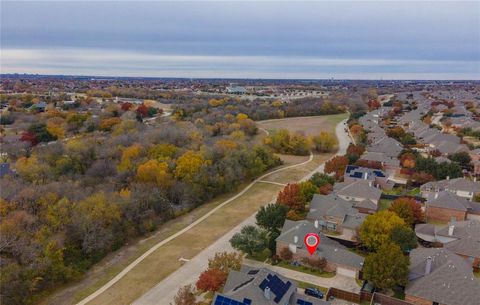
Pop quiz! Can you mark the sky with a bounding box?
[1,1,479,79]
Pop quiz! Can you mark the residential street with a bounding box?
[132,119,351,305]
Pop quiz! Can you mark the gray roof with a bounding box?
[406,248,480,305]
[354,199,378,211]
[425,191,472,211]
[360,151,400,167]
[216,266,330,305]
[308,194,358,219]
[367,137,403,158]
[335,180,382,202]
[276,220,364,269]
[415,220,480,256]
[421,177,480,194]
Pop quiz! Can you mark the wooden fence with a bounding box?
[370,292,414,305]
[325,288,413,305]
[325,287,372,303]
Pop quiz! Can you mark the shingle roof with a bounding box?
[426,191,472,211]
[421,177,480,193]
[406,248,480,305]
[308,194,358,220]
[335,180,382,202]
[276,220,364,269]
[216,266,330,305]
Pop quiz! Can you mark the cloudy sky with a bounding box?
[1,1,479,79]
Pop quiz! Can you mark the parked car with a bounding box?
[304,288,324,299]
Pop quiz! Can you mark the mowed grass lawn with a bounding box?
[46,114,346,305]
[257,113,347,136]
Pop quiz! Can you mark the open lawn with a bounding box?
[43,114,344,305]
[257,113,348,136]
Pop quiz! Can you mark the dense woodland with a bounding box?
[0,101,284,304]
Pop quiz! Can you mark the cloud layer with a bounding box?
[1,1,479,79]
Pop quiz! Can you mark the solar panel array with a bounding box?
[259,274,292,303]
[297,300,313,305]
[345,165,358,173]
[214,295,252,305]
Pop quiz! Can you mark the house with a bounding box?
[344,165,394,190]
[226,86,247,95]
[469,149,480,176]
[334,180,382,205]
[420,177,480,200]
[212,266,330,305]
[275,220,364,278]
[405,248,480,305]
[306,194,366,241]
[367,137,404,158]
[415,220,480,269]
[424,191,479,222]
[28,101,47,112]
[359,151,401,175]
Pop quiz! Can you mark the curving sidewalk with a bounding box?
[76,149,316,305]
[132,119,351,305]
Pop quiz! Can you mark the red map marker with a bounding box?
[304,233,320,255]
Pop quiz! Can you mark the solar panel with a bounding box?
[259,274,291,303]
[214,295,252,305]
[352,172,363,178]
[297,300,313,305]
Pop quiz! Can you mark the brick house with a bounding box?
[420,177,480,201]
[405,248,480,305]
[424,191,476,222]
[306,194,366,242]
[415,220,480,270]
[275,220,364,278]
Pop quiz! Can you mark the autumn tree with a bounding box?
[346,144,365,163]
[389,197,424,225]
[171,285,197,305]
[136,159,172,188]
[196,268,227,292]
[118,144,143,172]
[311,132,337,153]
[359,211,406,251]
[324,155,349,178]
[400,153,416,169]
[175,150,208,182]
[363,243,409,290]
[411,171,434,184]
[276,183,306,211]
[207,251,243,273]
[298,181,319,203]
[99,117,121,131]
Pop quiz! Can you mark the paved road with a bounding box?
[133,119,351,305]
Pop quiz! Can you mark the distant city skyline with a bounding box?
[1,1,479,79]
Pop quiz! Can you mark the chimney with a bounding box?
[434,192,439,199]
[264,287,271,300]
[314,220,319,229]
[364,172,368,180]
[369,181,373,187]
[425,256,432,275]
[446,176,450,180]
[294,236,298,244]
[448,224,455,236]
[474,177,477,182]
